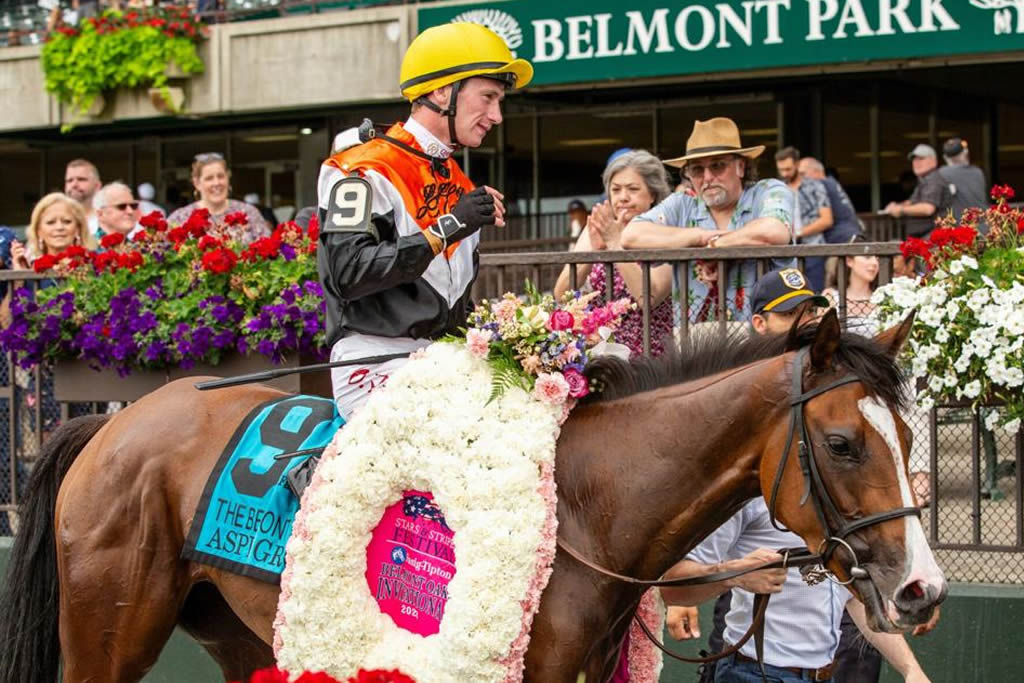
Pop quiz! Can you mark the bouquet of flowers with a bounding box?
[451,281,634,405]
[873,185,1024,434]
[0,209,326,375]
[231,667,414,683]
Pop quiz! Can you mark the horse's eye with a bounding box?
[826,436,852,457]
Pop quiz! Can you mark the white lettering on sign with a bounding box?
[920,0,959,32]
[716,2,755,47]
[806,0,838,40]
[834,0,875,38]
[878,0,916,36]
[675,5,716,51]
[532,18,564,62]
[566,15,594,59]
[756,0,791,44]
[623,8,674,55]
[594,13,625,56]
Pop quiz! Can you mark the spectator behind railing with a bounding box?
[65,158,103,236]
[11,192,97,269]
[621,117,794,324]
[553,149,675,357]
[93,181,143,243]
[167,152,271,243]
[776,145,832,292]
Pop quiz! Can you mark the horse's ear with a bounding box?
[784,301,811,351]
[809,308,841,371]
[873,311,915,359]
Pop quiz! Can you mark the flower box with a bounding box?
[54,352,331,403]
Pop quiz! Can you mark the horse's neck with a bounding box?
[562,358,789,580]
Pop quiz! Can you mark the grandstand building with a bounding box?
[1,0,1024,230]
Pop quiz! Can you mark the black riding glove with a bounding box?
[428,187,495,252]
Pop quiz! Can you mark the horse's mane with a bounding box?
[583,323,908,409]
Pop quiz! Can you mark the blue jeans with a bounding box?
[715,654,834,683]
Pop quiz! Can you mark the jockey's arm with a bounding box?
[846,599,931,682]
[318,170,440,301]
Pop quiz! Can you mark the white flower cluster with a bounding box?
[872,265,1024,434]
[274,343,563,682]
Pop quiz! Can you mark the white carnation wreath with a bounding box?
[274,343,562,682]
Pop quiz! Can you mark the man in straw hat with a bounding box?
[622,117,794,323]
[291,23,532,496]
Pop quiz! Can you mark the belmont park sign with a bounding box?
[418,0,1024,86]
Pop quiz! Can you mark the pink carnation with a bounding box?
[466,328,493,358]
[493,299,518,322]
[563,368,590,398]
[547,310,575,331]
[532,372,570,405]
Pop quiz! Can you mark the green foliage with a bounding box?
[41,7,205,126]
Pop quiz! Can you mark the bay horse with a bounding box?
[0,311,946,683]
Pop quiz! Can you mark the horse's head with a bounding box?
[760,310,947,633]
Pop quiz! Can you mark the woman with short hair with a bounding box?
[554,149,675,357]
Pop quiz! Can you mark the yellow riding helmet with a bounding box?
[400,22,534,101]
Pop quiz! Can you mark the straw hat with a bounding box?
[663,117,765,169]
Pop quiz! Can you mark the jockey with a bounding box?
[288,24,533,496]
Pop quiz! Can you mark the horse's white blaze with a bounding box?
[858,397,945,600]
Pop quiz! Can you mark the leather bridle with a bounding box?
[557,347,922,682]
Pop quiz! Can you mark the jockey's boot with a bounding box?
[286,453,321,500]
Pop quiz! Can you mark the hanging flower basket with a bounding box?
[41,6,206,126]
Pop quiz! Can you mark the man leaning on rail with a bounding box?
[620,117,794,325]
[287,23,533,496]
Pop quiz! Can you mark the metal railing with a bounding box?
[3,243,1020,585]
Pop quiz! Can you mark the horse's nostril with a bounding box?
[898,580,928,607]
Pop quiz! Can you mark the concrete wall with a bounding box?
[0,6,410,134]
[1,534,1020,683]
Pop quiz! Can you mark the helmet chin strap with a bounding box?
[416,80,464,149]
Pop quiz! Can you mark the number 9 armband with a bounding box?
[323,177,377,240]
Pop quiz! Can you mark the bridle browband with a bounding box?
[557,346,922,682]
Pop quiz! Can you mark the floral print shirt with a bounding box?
[632,180,795,324]
[587,263,674,358]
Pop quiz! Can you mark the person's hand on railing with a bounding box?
[10,240,30,270]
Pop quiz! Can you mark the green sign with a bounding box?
[418,0,1024,86]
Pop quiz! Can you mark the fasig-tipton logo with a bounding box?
[450,8,524,56]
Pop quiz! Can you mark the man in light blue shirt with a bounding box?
[661,498,932,683]
[622,117,794,323]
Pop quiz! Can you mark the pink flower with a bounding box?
[563,368,590,398]
[532,372,570,405]
[521,354,542,374]
[493,299,518,322]
[547,310,575,331]
[466,328,493,358]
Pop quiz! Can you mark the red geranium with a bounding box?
[197,235,223,251]
[201,247,238,274]
[308,214,320,243]
[242,236,282,262]
[33,254,57,273]
[183,208,212,237]
[167,227,189,245]
[100,233,125,249]
[991,184,1015,200]
[118,251,144,271]
[91,251,119,273]
[224,211,249,226]
[140,211,168,232]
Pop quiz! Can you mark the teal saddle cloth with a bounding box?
[182,395,345,583]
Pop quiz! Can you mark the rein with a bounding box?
[559,347,922,682]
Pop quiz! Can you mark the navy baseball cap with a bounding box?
[751,268,830,314]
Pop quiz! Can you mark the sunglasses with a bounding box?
[194,152,225,162]
[684,158,736,181]
[108,202,140,211]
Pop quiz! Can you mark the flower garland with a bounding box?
[873,184,1024,433]
[231,666,414,683]
[274,344,563,682]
